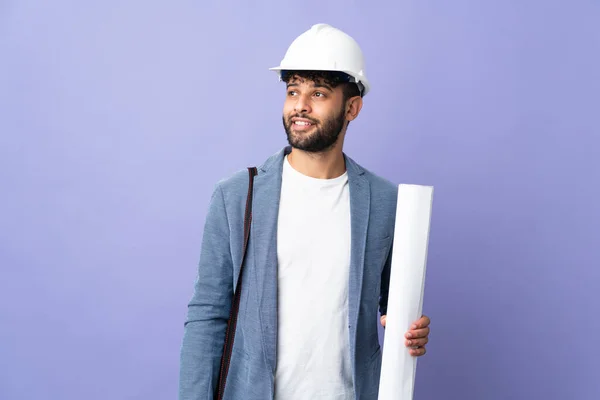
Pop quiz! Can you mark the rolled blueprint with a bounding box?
[378,184,434,400]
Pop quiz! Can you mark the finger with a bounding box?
[410,315,430,329]
[380,315,386,327]
[409,347,427,357]
[405,327,430,339]
[405,337,428,347]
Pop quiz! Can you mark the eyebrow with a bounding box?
[287,82,333,91]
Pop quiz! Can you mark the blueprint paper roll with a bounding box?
[378,184,434,400]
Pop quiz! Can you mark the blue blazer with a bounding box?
[179,146,398,399]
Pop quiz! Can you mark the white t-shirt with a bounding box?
[274,155,354,399]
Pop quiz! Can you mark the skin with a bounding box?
[282,74,431,357]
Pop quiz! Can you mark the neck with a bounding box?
[287,144,346,179]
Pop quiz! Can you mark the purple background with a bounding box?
[1,1,599,399]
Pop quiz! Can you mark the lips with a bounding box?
[290,117,316,131]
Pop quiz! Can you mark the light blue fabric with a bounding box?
[179,146,398,400]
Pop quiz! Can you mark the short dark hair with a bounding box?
[280,70,363,102]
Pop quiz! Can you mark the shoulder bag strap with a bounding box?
[216,166,258,400]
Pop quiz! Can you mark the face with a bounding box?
[282,75,349,153]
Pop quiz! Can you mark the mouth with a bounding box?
[290,117,316,131]
[294,120,312,126]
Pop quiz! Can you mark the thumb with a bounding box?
[380,315,386,327]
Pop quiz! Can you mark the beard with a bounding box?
[282,107,346,153]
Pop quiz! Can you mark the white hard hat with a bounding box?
[270,23,370,96]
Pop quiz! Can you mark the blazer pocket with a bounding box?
[364,236,392,278]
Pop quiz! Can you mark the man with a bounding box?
[179,23,431,400]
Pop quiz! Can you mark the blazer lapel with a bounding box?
[345,154,370,368]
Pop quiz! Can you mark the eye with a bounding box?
[287,90,298,97]
[314,92,325,98]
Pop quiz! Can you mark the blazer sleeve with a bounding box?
[179,184,233,400]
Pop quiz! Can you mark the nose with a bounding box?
[294,94,312,114]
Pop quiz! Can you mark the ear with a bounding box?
[345,96,363,122]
